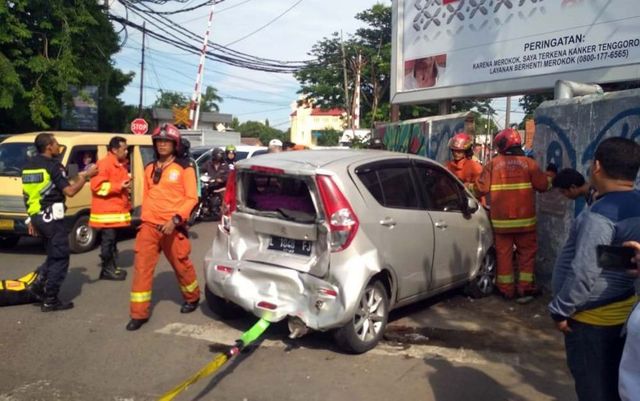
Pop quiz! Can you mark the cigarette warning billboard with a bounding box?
[391,0,640,104]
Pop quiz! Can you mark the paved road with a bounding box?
[0,222,576,401]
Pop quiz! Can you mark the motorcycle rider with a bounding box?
[224,145,237,169]
[205,148,229,188]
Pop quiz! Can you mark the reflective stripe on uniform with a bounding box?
[490,182,533,191]
[491,217,537,229]
[497,274,514,284]
[89,213,131,224]
[519,272,534,282]
[130,291,152,303]
[180,281,199,293]
[97,182,111,196]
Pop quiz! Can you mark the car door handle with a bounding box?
[434,221,448,229]
[379,217,396,228]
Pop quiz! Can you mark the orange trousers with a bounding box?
[494,231,537,297]
[130,222,200,319]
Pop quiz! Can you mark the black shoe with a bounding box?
[180,299,200,314]
[29,281,45,302]
[41,297,74,312]
[126,318,148,331]
[99,267,127,281]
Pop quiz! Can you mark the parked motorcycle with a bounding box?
[189,172,226,224]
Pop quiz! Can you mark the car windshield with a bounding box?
[0,142,38,177]
[234,151,249,161]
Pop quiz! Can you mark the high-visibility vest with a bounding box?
[475,154,550,234]
[89,153,132,228]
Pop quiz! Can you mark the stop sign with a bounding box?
[130,118,149,135]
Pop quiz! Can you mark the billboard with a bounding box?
[391,0,640,104]
[61,86,99,131]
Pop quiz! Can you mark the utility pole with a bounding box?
[138,22,146,117]
[505,95,512,128]
[352,53,362,130]
[189,2,216,130]
[340,31,351,129]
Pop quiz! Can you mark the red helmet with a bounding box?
[494,128,522,154]
[152,123,182,154]
[448,133,473,151]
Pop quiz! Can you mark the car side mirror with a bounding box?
[67,163,79,178]
[465,197,479,214]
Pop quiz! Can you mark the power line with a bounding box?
[225,0,306,47]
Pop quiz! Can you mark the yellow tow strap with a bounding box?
[158,318,270,401]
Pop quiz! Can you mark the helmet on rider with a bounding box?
[151,123,182,155]
[448,133,473,151]
[494,128,522,154]
[225,144,236,161]
[212,147,224,162]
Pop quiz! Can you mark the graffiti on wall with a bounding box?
[374,118,466,164]
[535,107,640,216]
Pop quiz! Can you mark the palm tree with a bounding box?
[200,86,223,112]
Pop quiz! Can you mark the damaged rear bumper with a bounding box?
[204,231,346,331]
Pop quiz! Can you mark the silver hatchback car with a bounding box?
[204,150,495,353]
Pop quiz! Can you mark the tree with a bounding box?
[230,117,240,130]
[152,85,221,112]
[316,129,341,146]
[295,4,490,127]
[0,0,132,132]
[236,120,286,145]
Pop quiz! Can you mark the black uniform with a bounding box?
[22,154,71,300]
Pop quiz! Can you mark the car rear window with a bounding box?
[242,172,316,222]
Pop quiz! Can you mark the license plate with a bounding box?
[0,219,14,230]
[268,235,312,256]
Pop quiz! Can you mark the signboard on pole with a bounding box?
[130,118,149,135]
[391,0,640,104]
[61,86,99,131]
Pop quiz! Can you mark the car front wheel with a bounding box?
[334,280,389,354]
[68,215,97,253]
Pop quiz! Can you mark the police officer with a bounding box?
[23,133,98,311]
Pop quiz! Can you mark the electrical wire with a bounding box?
[224,0,305,47]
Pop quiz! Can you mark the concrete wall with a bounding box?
[179,129,241,147]
[373,112,471,165]
[533,88,640,287]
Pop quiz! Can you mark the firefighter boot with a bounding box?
[41,296,74,312]
[126,318,149,331]
[28,273,46,302]
[180,299,200,314]
[99,258,127,281]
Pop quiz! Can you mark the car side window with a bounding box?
[357,164,420,210]
[67,145,97,171]
[415,164,464,212]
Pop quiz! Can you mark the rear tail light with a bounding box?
[315,175,359,252]
[222,169,237,232]
[318,288,338,297]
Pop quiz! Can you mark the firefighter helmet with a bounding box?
[494,128,522,154]
[448,133,473,151]
[152,123,182,154]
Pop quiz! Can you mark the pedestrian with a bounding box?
[549,137,640,401]
[89,136,130,281]
[268,139,283,153]
[552,168,597,206]
[446,133,483,189]
[22,133,98,311]
[126,124,200,331]
[620,240,640,401]
[474,128,550,302]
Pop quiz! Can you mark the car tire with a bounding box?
[205,286,245,320]
[465,249,496,298]
[68,215,97,254]
[334,280,389,354]
[0,234,20,249]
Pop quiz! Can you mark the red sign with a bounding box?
[130,118,148,135]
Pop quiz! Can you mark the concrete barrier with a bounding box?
[533,88,640,287]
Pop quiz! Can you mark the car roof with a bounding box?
[236,149,438,173]
[3,131,152,145]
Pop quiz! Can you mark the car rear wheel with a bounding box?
[0,234,20,249]
[334,280,389,354]
[465,249,496,298]
[205,286,245,320]
[68,215,97,254]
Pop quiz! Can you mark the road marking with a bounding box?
[156,322,522,366]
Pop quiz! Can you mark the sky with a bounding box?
[110,0,523,132]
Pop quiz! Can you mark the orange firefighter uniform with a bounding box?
[447,158,483,185]
[475,151,550,298]
[129,160,199,320]
[89,152,131,228]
